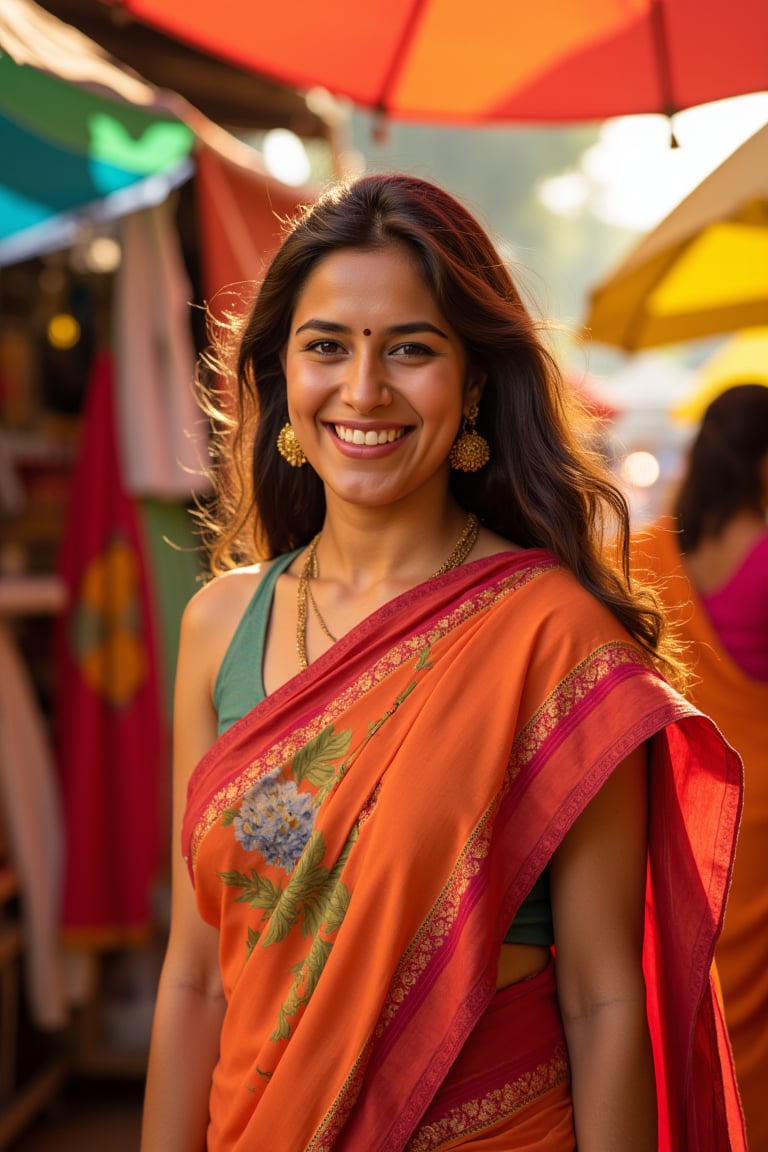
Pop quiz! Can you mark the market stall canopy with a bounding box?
[101,0,768,124]
[0,47,193,266]
[583,121,768,351]
[0,0,300,266]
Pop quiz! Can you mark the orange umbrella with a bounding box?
[103,0,768,125]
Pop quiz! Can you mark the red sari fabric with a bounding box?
[182,551,745,1150]
[405,962,574,1149]
[633,521,768,1149]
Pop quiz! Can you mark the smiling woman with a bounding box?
[281,245,476,509]
[140,173,746,1152]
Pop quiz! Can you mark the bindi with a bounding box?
[363,328,371,336]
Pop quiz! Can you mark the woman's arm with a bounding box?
[140,590,228,1152]
[550,742,657,1152]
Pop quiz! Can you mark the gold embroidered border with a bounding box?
[407,1044,570,1151]
[510,640,649,776]
[303,799,496,1152]
[309,635,644,1148]
[373,643,648,1036]
[304,796,502,1150]
[306,1039,373,1151]
[191,561,554,867]
[304,563,558,1146]
[376,798,498,1035]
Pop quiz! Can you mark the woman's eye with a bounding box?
[391,342,433,358]
[307,339,344,355]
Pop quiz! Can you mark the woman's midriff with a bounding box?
[496,943,551,990]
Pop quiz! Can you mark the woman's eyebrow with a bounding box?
[387,322,449,338]
[294,319,449,338]
[294,319,350,336]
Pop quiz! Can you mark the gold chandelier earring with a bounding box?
[449,403,490,472]
[276,422,307,467]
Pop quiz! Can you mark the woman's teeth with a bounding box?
[335,426,405,446]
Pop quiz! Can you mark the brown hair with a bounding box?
[675,383,768,550]
[198,172,676,675]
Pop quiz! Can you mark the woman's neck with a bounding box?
[315,504,475,594]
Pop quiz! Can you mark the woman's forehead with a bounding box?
[291,246,445,324]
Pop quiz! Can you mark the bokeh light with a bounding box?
[620,450,661,488]
[47,312,81,350]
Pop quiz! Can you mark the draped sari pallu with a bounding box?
[182,551,745,1151]
[633,521,768,1151]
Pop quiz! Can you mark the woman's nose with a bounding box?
[339,351,391,412]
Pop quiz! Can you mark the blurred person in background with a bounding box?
[631,382,768,1149]
[140,174,745,1152]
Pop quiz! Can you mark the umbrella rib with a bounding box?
[374,0,430,116]
[648,0,677,118]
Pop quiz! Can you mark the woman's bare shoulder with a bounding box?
[181,562,277,652]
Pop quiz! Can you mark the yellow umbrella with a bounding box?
[584,122,768,351]
[672,327,768,423]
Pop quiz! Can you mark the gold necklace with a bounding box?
[296,513,480,670]
[429,512,480,577]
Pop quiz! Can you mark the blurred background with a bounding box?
[0,0,765,1145]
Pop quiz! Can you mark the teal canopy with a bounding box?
[0,50,194,265]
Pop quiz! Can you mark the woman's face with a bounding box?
[283,244,481,511]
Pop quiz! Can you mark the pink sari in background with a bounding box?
[183,551,745,1150]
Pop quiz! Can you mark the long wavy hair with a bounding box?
[675,383,768,551]
[198,172,675,675]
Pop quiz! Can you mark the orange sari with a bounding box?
[183,550,745,1150]
[633,521,768,1150]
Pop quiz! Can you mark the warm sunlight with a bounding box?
[538,92,768,232]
